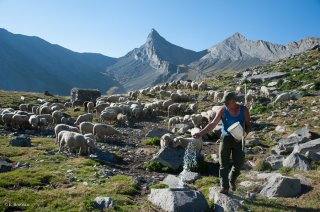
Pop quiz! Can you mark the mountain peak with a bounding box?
[227,32,247,41]
[146,28,164,42]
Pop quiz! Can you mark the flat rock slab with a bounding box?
[146,128,172,138]
[265,155,284,170]
[89,150,116,164]
[208,187,242,212]
[247,72,287,83]
[162,174,184,188]
[283,152,311,171]
[179,170,201,183]
[296,138,320,155]
[148,188,209,212]
[260,175,301,198]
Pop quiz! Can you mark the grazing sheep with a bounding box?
[168,103,185,117]
[168,116,180,130]
[52,110,63,124]
[58,131,90,155]
[37,114,54,126]
[173,137,203,152]
[95,103,110,115]
[117,113,128,125]
[61,117,76,126]
[93,124,121,141]
[28,115,39,128]
[54,124,80,144]
[160,133,175,148]
[19,104,28,112]
[11,114,29,129]
[79,122,94,134]
[190,114,202,128]
[50,103,65,112]
[162,99,174,111]
[214,91,224,102]
[188,102,198,113]
[260,86,270,97]
[84,133,96,154]
[191,82,198,90]
[75,113,93,125]
[198,81,207,91]
[32,106,39,114]
[100,109,118,123]
[2,113,15,128]
[87,102,94,113]
[130,104,142,119]
[39,105,51,114]
[159,90,171,99]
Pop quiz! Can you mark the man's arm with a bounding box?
[243,106,251,135]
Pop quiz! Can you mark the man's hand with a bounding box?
[192,132,202,139]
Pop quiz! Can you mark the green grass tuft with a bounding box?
[141,137,160,146]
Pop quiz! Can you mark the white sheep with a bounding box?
[117,113,128,125]
[190,114,202,128]
[87,102,94,113]
[2,112,15,128]
[58,131,90,155]
[75,113,93,125]
[168,103,185,117]
[160,133,175,148]
[168,116,180,130]
[100,109,118,123]
[79,122,94,134]
[214,91,224,102]
[198,81,207,91]
[54,124,80,144]
[52,110,63,124]
[11,114,29,129]
[191,82,198,90]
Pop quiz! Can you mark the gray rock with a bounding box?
[162,174,184,188]
[9,135,31,147]
[288,126,311,139]
[152,147,185,170]
[146,128,172,138]
[179,170,201,183]
[93,197,114,210]
[265,155,284,170]
[272,135,310,155]
[175,124,192,134]
[283,152,311,171]
[305,150,320,161]
[96,169,114,178]
[247,72,287,83]
[260,175,301,197]
[0,156,13,172]
[208,187,242,212]
[295,138,320,155]
[148,188,209,212]
[89,150,116,164]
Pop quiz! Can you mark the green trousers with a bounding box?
[219,135,245,189]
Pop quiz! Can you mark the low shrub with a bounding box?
[254,159,272,172]
[143,160,171,172]
[141,137,160,146]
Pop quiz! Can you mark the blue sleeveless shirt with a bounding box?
[221,105,245,137]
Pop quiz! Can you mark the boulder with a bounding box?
[283,152,311,171]
[93,197,114,210]
[146,128,172,138]
[273,92,291,103]
[260,175,301,198]
[288,126,311,139]
[247,72,287,83]
[179,170,201,183]
[0,156,13,172]
[175,124,192,135]
[9,135,31,147]
[295,138,320,155]
[89,150,116,164]
[272,135,310,155]
[152,147,185,170]
[162,174,184,188]
[208,187,242,212]
[148,188,209,212]
[305,150,320,161]
[95,169,114,178]
[265,155,284,170]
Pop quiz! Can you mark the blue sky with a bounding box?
[0,0,319,57]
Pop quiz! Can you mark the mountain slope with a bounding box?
[192,32,320,72]
[0,28,124,95]
[105,29,207,91]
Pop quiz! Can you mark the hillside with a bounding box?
[0,28,125,95]
[0,46,320,211]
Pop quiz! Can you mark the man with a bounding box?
[193,92,251,194]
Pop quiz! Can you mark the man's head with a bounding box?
[221,92,237,105]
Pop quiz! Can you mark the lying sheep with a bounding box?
[75,113,93,125]
[54,124,80,144]
[58,131,90,155]
[93,124,121,141]
[173,137,203,153]
[79,122,94,134]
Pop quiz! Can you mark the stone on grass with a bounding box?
[283,152,311,171]
[265,155,284,170]
[96,169,114,178]
[152,147,185,170]
[93,197,114,210]
[0,156,13,172]
[162,174,183,188]
[89,150,116,164]
[9,135,31,147]
[260,175,301,197]
[148,188,209,212]
[208,187,242,212]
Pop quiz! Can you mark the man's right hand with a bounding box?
[192,132,202,139]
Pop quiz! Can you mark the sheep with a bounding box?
[168,103,186,117]
[198,81,207,91]
[2,113,15,128]
[84,133,96,154]
[50,103,65,112]
[236,86,244,94]
[190,114,203,128]
[168,116,180,130]
[32,106,39,114]
[191,82,198,90]
[117,113,128,125]
[86,102,94,114]
[159,90,171,99]
[187,102,198,113]
[162,99,174,111]
[39,106,51,115]
[214,91,224,102]
[57,131,90,155]
[173,137,203,152]
[260,86,270,97]
[79,122,94,134]
[54,124,80,144]
[100,109,118,123]
[52,110,63,124]
[130,104,142,119]
[19,104,28,112]
[93,124,121,141]
[64,102,72,108]
[160,133,175,148]
[95,103,110,115]
[75,113,93,125]
[29,115,39,129]
[61,117,76,126]
[170,93,181,102]
[11,114,30,129]
[37,114,54,126]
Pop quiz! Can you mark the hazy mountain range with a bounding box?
[1,28,320,94]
